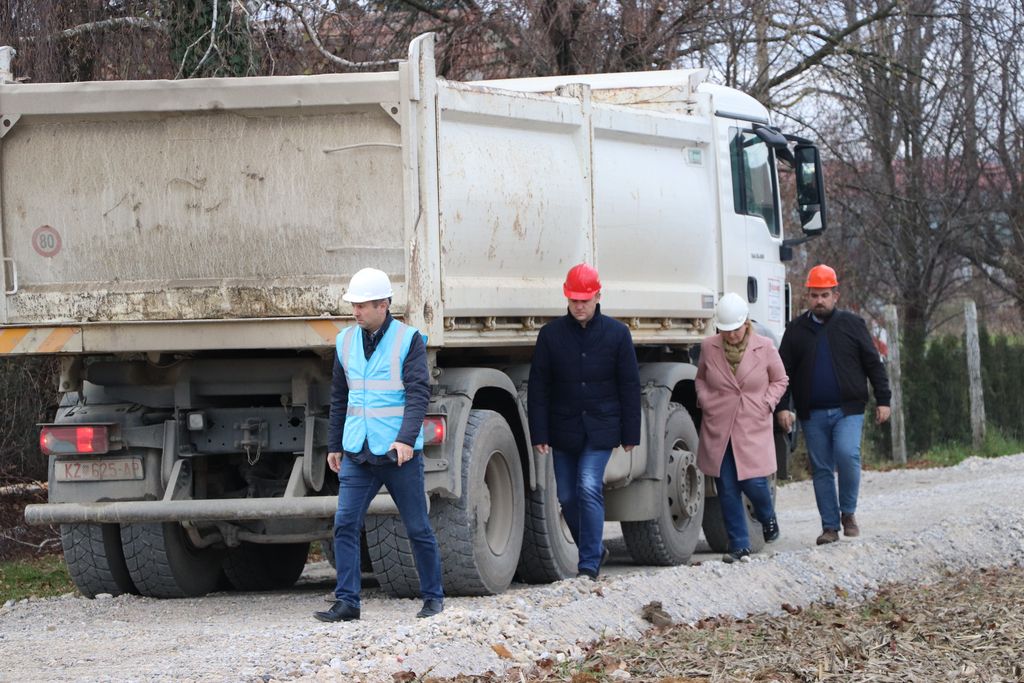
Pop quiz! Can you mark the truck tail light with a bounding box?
[422,416,446,446]
[39,425,110,455]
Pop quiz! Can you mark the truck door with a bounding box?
[728,127,786,340]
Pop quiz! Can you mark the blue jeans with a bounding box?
[715,442,775,552]
[801,408,865,531]
[552,445,612,574]
[332,454,443,608]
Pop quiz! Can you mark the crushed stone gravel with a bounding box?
[1,453,1022,682]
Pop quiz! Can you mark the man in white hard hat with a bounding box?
[314,267,443,622]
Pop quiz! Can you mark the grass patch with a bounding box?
[0,554,76,602]
[782,421,1024,480]
[913,427,1024,467]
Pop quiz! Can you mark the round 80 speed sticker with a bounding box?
[32,225,63,257]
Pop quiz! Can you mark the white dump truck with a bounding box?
[7,34,826,598]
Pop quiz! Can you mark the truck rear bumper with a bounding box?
[24,493,403,525]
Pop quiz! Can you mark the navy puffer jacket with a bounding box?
[528,306,642,452]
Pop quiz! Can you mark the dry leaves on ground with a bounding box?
[426,564,1024,682]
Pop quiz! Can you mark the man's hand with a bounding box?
[876,406,891,424]
[534,443,550,455]
[623,444,636,452]
[390,442,414,466]
[776,410,795,432]
[327,452,342,473]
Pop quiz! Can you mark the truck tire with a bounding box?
[515,456,576,583]
[434,409,525,595]
[321,531,373,572]
[222,542,309,591]
[60,523,137,598]
[365,515,422,598]
[120,522,223,598]
[702,474,777,553]
[621,404,704,565]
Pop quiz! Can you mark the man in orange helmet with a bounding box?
[776,264,891,545]
[528,263,641,580]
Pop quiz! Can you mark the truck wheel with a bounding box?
[515,456,576,583]
[120,522,223,598]
[325,527,381,575]
[365,515,422,597]
[702,474,777,553]
[434,409,525,595]
[222,542,309,591]
[622,404,704,565]
[60,523,137,598]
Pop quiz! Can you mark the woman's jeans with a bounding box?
[801,408,865,531]
[715,441,775,552]
[332,454,443,608]
[552,445,612,574]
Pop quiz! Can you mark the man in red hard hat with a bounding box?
[528,263,641,580]
[776,264,891,545]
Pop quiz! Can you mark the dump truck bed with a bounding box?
[0,38,722,353]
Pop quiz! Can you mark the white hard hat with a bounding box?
[342,268,393,303]
[715,293,749,331]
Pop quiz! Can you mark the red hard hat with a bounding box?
[805,264,839,288]
[563,263,601,299]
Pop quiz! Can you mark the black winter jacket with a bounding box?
[777,309,891,420]
[527,306,642,452]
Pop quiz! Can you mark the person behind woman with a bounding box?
[696,293,789,563]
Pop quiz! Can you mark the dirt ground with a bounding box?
[430,564,1024,682]
[3,456,1023,682]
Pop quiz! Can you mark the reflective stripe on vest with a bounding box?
[337,321,425,455]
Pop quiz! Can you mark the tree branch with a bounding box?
[767,1,900,91]
[278,1,402,69]
[19,16,168,42]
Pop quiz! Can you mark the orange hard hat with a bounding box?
[563,263,601,299]
[805,264,839,288]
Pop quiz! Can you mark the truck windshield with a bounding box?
[730,129,780,237]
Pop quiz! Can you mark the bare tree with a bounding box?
[965,0,1024,315]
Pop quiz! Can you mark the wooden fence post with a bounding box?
[964,300,986,451]
[884,304,907,464]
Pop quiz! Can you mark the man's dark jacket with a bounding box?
[777,309,891,420]
[528,306,642,452]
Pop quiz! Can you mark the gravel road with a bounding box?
[3,453,1024,683]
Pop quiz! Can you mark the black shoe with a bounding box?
[314,600,360,622]
[416,598,444,618]
[577,569,599,581]
[722,548,751,564]
[600,545,610,568]
[762,516,780,543]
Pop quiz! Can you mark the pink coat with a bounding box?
[695,331,789,480]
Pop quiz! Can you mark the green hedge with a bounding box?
[877,331,1024,457]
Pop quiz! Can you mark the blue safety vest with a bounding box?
[337,321,425,455]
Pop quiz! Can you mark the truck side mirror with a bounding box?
[794,144,827,234]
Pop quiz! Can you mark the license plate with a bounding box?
[55,458,144,482]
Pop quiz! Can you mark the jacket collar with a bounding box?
[565,303,603,330]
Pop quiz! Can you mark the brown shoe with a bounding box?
[816,529,839,545]
[841,513,860,537]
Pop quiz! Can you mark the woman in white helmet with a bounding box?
[695,293,789,563]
